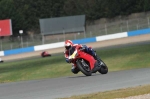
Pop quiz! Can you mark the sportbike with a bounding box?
[68,47,108,76]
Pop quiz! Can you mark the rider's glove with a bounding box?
[66,58,72,63]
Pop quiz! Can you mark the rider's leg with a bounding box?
[87,47,98,60]
[82,45,98,60]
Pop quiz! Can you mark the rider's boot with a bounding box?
[93,53,98,60]
[71,64,80,74]
[91,50,98,60]
[88,47,98,60]
[93,52,102,66]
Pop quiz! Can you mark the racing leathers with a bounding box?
[64,44,97,74]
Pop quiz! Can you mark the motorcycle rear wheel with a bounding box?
[98,59,108,74]
[76,59,92,76]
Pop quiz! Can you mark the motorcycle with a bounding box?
[68,46,108,76]
[41,51,51,57]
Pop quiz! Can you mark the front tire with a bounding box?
[76,59,92,76]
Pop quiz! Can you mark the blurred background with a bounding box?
[0,0,150,50]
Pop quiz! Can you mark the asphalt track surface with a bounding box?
[0,68,150,99]
[0,34,150,99]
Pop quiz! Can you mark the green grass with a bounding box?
[60,84,150,99]
[0,55,73,83]
[0,44,150,83]
[103,45,150,71]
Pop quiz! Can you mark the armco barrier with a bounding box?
[4,47,34,56]
[72,37,96,44]
[34,37,96,51]
[34,42,64,51]
[128,28,150,37]
[96,32,127,41]
[0,28,150,56]
[0,51,4,56]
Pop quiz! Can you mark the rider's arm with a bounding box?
[75,44,83,50]
[64,50,71,63]
[76,44,88,51]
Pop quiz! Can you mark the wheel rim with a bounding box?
[83,65,90,72]
[80,59,90,72]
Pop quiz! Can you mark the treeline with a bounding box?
[0,0,150,35]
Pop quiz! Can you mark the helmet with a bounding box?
[65,40,73,50]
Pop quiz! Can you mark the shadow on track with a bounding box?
[68,73,100,78]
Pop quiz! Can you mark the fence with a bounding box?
[1,14,150,51]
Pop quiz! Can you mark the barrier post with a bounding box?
[148,17,150,28]
[127,21,129,31]
[19,30,23,48]
[105,24,107,35]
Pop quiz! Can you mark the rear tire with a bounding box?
[98,59,108,74]
[76,59,92,76]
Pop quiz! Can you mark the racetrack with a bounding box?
[0,68,150,99]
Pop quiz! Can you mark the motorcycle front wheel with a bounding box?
[76,59,92,76]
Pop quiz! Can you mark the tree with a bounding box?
[0,0,150,35]
[0,0,26,35]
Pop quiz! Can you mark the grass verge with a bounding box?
[60,84,150,99]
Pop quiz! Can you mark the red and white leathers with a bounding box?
[64,40,97,74]
[64,43,83,74]
[64,44,82,60]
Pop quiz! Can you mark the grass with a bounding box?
[0,55,73,83]
[0,44,150,83]
[60,84,150,99]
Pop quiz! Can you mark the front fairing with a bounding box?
[78,51,96,70]
[68,46,96,70]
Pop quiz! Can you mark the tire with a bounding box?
[98,59,108,74]
[0,60,3,63]
[76,59,92,76]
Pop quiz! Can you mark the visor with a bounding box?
[65,45,71,50]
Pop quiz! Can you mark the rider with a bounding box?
[64,40,98,74]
